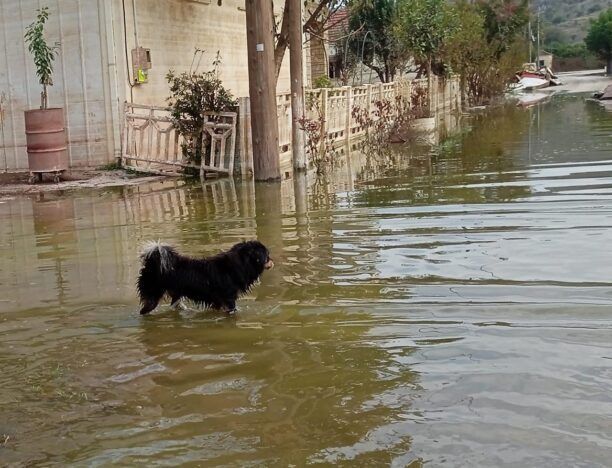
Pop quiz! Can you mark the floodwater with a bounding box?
[1,95,612,466]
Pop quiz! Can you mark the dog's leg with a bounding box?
[170,296,187,311]
[224,300,237,314]
[139,299,160,315]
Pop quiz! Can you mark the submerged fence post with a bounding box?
[428,74,434,116]
[321,88,329,133]
[345,86,352,144]
[320,88,329,145]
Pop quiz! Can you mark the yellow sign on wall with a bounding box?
[137,69,148,84]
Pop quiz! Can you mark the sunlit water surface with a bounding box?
[1,95,612,466]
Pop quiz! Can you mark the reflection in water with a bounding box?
[33,195,77,305]
[133,310,418,466]
[1,95,612,465]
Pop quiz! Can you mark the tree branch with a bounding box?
[274,3,291,84]
[303,0,331,35]
[274,0,345,83]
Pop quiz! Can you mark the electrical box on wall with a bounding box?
[131,47,152,84]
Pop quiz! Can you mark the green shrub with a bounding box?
[313,75,333,89]
[166,54,236,165]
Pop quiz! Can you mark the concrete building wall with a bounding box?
[113,0,292,106]
[0,0,119,171]
[1,0,294,172]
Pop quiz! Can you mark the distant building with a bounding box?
[327,8,350,82]
[325,8,398,86]
[0,0,305,171]
[538,51,554,70]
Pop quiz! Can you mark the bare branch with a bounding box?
[274,0,347,82]
[274,4,290,83]
[303,0,331,35]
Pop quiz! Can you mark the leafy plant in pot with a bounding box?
[24,6,67,184]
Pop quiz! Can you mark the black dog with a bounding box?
[137,240,273,315]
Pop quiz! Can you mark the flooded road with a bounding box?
[1,95,612,466]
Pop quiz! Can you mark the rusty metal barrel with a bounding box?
[24,108,68,173]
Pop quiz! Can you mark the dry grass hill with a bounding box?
[535,0,612,42]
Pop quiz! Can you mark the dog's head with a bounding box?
[231,240,274,272]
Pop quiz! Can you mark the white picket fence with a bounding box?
[237,75,461,176]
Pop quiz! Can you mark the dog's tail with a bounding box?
[140,241,177,274]
[137,241,178,314]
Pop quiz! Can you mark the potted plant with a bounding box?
[24,6,67,184]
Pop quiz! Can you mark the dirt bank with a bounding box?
[0,169,167,198]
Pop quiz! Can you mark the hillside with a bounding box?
[535,0,612,42]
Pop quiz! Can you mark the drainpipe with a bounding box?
[0,92,7,172]
[536,8,541,71]
[132,0,139,49]
[101,0,122,161]
[122,0,135,101]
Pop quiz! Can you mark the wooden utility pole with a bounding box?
[245,0,281,181]
[289,0,307,171]
[536,8,541,70]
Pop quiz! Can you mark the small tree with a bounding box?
[297,94,337,175]
[348,0,409,83]
[444,1,527,105]
[476,0,529,57]
[395,0,459,77]
[585,9,612,75]
[166,53,236,165]
[24,6,60,110]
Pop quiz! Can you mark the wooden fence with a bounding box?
[237,75,461,176]
[122,103,237,177]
